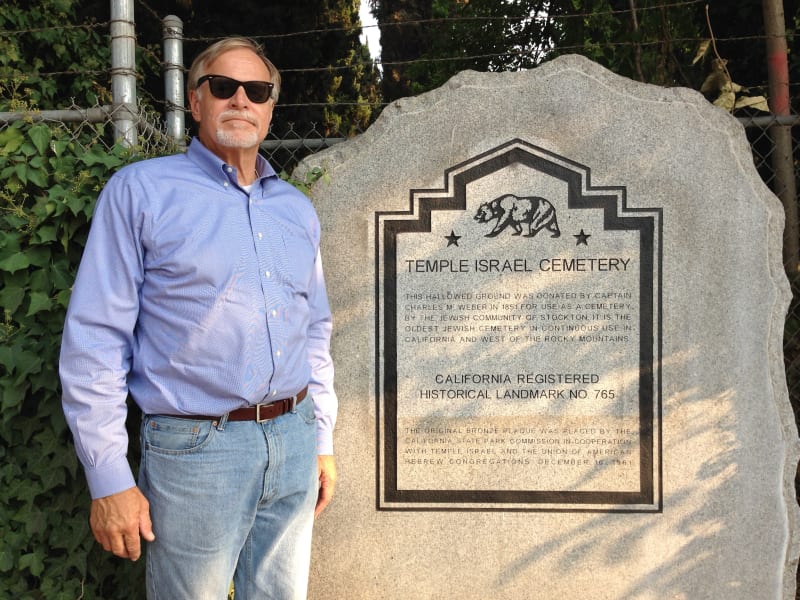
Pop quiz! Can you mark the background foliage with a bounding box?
[121,0,381,136]
[1,0,110,107]
[0,1,160,595]
[372,0,800,103]
[0,118,149,599]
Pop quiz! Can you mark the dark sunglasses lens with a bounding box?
[243,82,271,103]
[207,77,271,103]
[208,77,238,99]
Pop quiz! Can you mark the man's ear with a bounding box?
[188,89,201,122]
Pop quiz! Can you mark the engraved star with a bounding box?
[574,229,590,246]
[445,230,462,247]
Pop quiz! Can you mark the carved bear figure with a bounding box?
[474,194,561,238]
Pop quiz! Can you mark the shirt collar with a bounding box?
[186,137,278,187]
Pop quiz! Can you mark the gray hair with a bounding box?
[187,37,281,102]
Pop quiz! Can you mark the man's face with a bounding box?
[189,48,274,152]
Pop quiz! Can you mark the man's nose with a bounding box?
[229,83,250,105]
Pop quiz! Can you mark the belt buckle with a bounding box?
[255,402,269,423]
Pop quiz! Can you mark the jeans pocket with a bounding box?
[142,415,216,455]
[296,395,317,425]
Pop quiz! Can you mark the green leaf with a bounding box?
[51,260,72,290]
[33,225,58,244]
[25,246,51,267]
[0,253,31,273]
[47,183,68,203]
[13,162,27,184]
[48,514,89,554]
[0,127,24,156]
[81,145,124,168]
[0,346,14,370]
[50,138,69,157]
[26,167,49,189]
[11,350,42,380]
[24,508,47,537]
[18,551,44,577]
[0,384,25,416]
[27,291,52,316]
[0,286,25,313]
[27,124,51,156]
[65,194,87,216]
[55,288,71,308]
[0,550,13,572]
[19,141,38,157]
[30,267,51,292]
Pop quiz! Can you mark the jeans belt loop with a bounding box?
[289,394,297,413]
[215,412,229,431]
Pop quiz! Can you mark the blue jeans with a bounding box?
[139,397,318,600]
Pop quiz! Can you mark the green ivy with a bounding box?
[0,116,153,597]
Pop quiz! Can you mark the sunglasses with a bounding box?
[197,75,274,104]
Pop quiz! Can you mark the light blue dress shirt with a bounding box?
[59,139,337,499]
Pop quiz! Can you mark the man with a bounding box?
[59,37,337,599]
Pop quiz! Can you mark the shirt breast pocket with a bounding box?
[272,221,317,295]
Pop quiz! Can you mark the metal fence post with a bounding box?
[763,0,800,273]
[110,0,138,147]
[163,15,185,147]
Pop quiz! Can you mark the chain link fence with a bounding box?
[1,105,798,413]
[0,102,180,156]
[260,122,351,176]
[738,117,800,436]
[2,105,797,425]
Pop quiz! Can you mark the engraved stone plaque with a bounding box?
[300,56,797,599]
[377,139,662,511]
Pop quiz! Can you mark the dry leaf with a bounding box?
[713,90,736,112]
[734,95,770,112]
[693,40,711,65]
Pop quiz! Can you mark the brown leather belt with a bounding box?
[167,387,307,423]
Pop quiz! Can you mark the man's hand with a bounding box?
[315,455,337,517]
[90,486,155,561]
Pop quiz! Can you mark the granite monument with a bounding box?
[297,55,798,599]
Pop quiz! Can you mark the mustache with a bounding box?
[220,111,258,125]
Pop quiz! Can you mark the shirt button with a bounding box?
[258,232,263,239]
[264,271,270,278]
[223,181,229,187]
[271,309,277,317]
[226,166,233,173]
[275,350,282,358]
[271,390,278,396]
